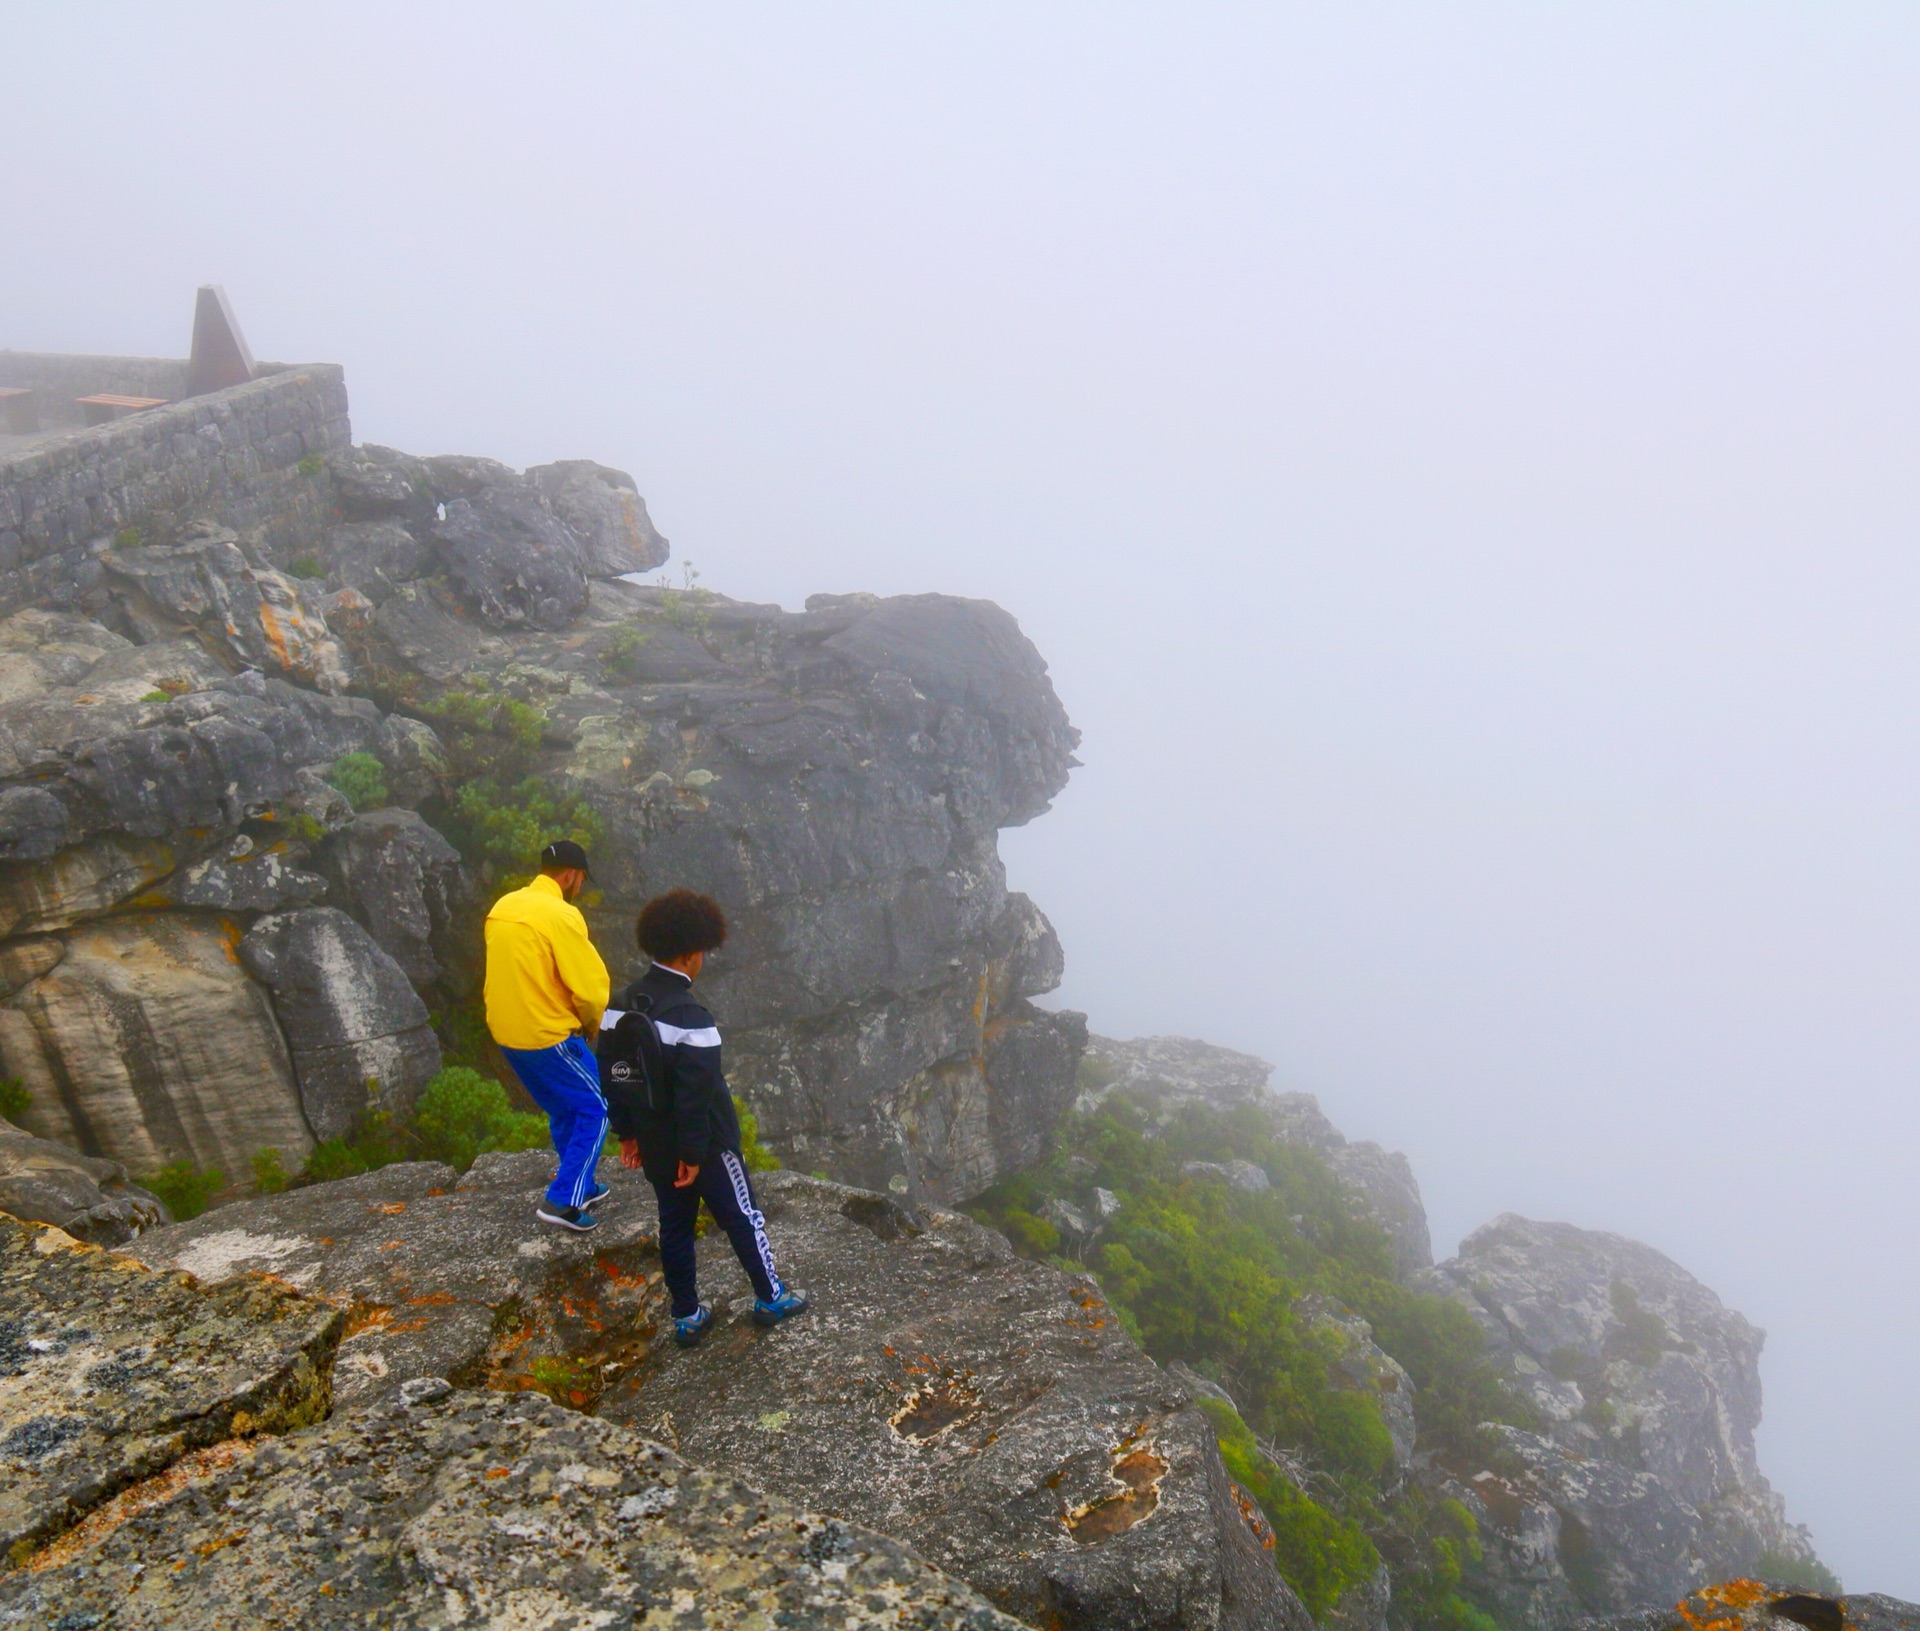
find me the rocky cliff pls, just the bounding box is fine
[997,1035,1833,1630]
[0,382,1084,1207]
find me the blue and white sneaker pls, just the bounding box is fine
[581,1183,611,1209]
[673,1303,713,1348]
[752,1287,811,1328]
[535,1202,599,1233]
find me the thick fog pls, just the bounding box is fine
[8,2,1917,1592]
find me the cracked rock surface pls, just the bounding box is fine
[601,1170,1312,1631]
[0,1214,340,1563]
[0,1386,1025,1630]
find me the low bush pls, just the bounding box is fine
[326,751,388,813]
[251,1147,290,1195]
[142,1160,224,1220]
[0,1074,30,1121]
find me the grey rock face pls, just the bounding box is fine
[312,808,467,994]
[0,912,315,1178]
[0,1116,170,1244]
[238,907,441,1138]
[318,518,429,602]
[431,481,591,631]
[324,440,434,526]
[1086,1034,1434,1275]
[601,1170,1313,1631]
[0,1386,1028,1630]
[528,457,671,577]
[1427,1214,1821,1616]
[0,1213,340,1561]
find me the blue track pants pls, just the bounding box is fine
[653,1148,784,1318]
[499,1034,607,1210]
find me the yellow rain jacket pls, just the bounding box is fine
[483,874,612,1051]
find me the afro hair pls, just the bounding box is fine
[637,888,728,963]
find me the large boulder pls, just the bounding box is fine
[1582,1583,1920,1631]
[99,524,354,694]
[528,457,670,577]
[600,1171,1313,1631]
[0,1117,169,1245]
[1425,1215,1823,1615]
[0,1385,1027,1629]
[0,913,315,1179]
[0,1214,341,1560]
[430,482,591,631]
[311,808,468,994]
[238,907,441,1139]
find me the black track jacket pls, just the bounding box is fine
[601,965,743,1187]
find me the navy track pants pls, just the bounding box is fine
[499,1034,607,1210]
[653,1148,784,1318]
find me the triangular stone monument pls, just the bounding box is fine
[185,285,257,396]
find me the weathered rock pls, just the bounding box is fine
[601,1171,1313,1631]
[324,441,434,526]
[528,457,671,577]
[152,834,329,913]
[431,481,591,631]
[0,1386,1027,1629]
[0,913,315,1178]
[238,907,441,1138]
[0,1118,170,1245]
[1427,1215,1822,1616]
[99,524,353,694]
[0,1214,340,1562]
[1580,1582,1920,1631]
[311,808,467,994]
[0,834,180,936]
[317,518,430,603]
[131,1151,660,1410]
[1085,1035,1433,1276]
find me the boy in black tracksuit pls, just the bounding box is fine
[600,888,808,1347]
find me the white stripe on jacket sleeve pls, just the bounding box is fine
[654,1022,722,1048]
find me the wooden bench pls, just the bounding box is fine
[76,393,167,427]
[0,387,36,435]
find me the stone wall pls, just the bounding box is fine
[0,361,350,617]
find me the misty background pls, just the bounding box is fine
[6,1,1916,1592]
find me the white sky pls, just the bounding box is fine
[6,1,1917,1594]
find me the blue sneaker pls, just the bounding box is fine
[582,1183,611,1208]
[752,1287,811,1328]
[535,1202,599,1233]
[673,1304,713,1348]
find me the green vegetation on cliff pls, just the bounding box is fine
[968,1083,1531,1630]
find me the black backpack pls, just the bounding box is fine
[596,988,670,1113]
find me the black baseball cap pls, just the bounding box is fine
[540,839,591,875]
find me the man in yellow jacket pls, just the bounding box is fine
[484,840,612,1232]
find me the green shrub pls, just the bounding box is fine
[288,553,326,580]
[140,690,170,704]
[737,1095,781,1172]
[412,1065,548,1171]
[1753,1551,1843,1593]
[114,525,143,550]
[0,1075,29,1121]
[326,751,388,813]
[303,1137,369,1184]
[600,623,656,681]
[143,1160,224,1220]
[251,1147,289,1195]
[296,451,327,477]
[1197,1397,1378,1620]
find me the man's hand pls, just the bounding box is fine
[673,1159,700,1188]
[619,1139,642,1172]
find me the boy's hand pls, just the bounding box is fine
[619,1139,641,1171]
[673,1159,700,1188]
